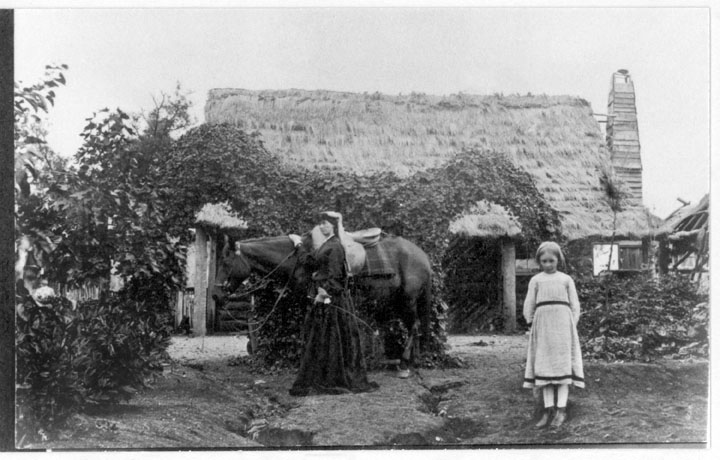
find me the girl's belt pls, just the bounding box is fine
[535,301,570,308]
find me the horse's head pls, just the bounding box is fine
[215,237,252,301]
[215,234,314,303]
[291,232,315,286]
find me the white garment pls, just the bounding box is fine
[523,271,585,389]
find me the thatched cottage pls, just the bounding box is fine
[204,70,655,278]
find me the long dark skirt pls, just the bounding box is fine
[289,290,378,396]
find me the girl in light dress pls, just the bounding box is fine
[523,242,584,428]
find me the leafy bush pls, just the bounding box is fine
[245,278,308,367]
[244,280,404,369]
[72,296,172,403]
[576,273,708,361]
[237,272,450,368]
[15,286,172,443]
[16,296,83,443]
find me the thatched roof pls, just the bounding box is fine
[449,200,522,239]
[195,202,248,233]
[205,88,654,240]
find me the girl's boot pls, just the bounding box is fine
[535,408,553,429]
[550,407,566,428]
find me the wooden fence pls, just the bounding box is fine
[50,283,195,330]
[175,288,195,329]
[52,284,101,306]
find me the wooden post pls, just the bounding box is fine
[501,238,517,333]
[206,232,217,334]
[193,227,208,336]
[175,290,184,328]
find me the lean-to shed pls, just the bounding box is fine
[448,200,523,332]
[654,194,709,279]
[188,202,248,335]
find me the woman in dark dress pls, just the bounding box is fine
[289,211,378,396]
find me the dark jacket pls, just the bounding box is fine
[303,235,347,296]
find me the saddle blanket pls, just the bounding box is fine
[361,238,396,277]
[309,226,395,277]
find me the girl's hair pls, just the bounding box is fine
[535,241,566,269]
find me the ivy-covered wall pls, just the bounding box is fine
[159,124,563,357]
[160,124,562,262]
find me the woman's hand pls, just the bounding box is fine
[288,234,302,247]
[314,287,332,304]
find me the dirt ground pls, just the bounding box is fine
[24,333,708,449]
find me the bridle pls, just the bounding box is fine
[225,240,378,338]
[226,244,300,297]
[224,244,301,335]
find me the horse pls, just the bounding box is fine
[214,232,433,372]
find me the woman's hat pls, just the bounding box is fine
[318,211,342,225]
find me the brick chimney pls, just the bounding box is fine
[606,69,643,204]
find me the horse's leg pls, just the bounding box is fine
[397,293,420,379]
[397,318,419,379]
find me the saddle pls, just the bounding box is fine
[310,226,383,276]
[347,227,382,247]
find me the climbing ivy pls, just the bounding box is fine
[159,124,562,360]
[161,124,560,262]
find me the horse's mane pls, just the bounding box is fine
[238,235,293,244]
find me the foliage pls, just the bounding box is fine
[576,273,709,361]
[158,123,304,242]
[16,290,171,443]
[14,72,188,441]
[16,296,81,443]
[414,275,459,368]
[135,82,195,151]
[242,278,401,369]
[14,64,68,199]
[597,163,632,303]
[598,163,630,215]
[162,124,560,261]
[161,124,561,352]
[71,289,172,403]
[17,107,185,291]
[14,65,69,274]
[229,272,451,369]
[245,278,308,367]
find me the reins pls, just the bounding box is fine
[245,273,294,335]
[224,242,377,338]
[229,245,300,335]
[307,298,379,335]
[226,244,299,296]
